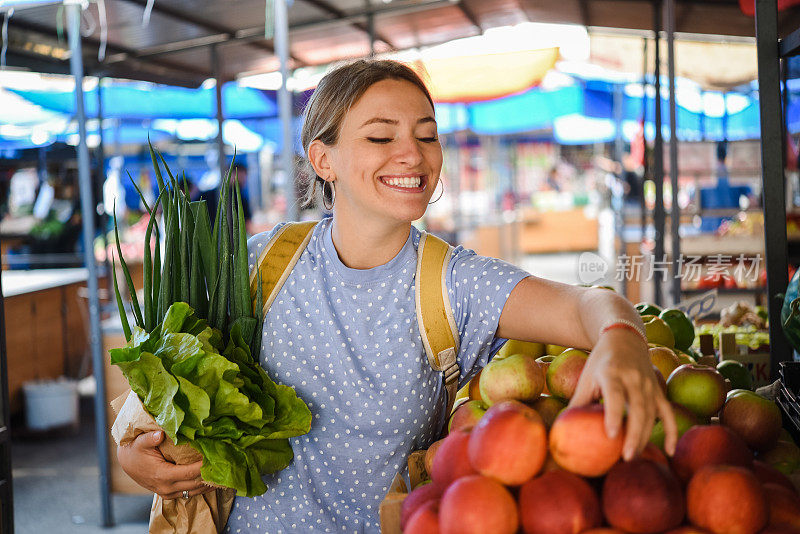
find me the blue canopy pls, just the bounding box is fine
[9,81,278,120]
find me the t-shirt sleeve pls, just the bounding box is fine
[445,246,530,387]
[246,222,288,275]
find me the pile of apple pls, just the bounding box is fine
[400,337,800,534]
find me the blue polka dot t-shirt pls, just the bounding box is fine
[224,217,529,533]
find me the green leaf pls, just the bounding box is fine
[110,347,183,443]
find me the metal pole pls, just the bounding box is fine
[722,92,729,141]
[640,37,648,249]
[67,2,112,526]
[755,0,791,376]
[275,0,297,221]
[612,83,626,295]
[97,77,114,309]
[666,0,681,305]
[653,0,665,307]
[699,90,706,141]
[212,44,227,186]
[613,84,624,162]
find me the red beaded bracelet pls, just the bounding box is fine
[600,320,648,345]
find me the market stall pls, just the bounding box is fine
[3,0,800,531]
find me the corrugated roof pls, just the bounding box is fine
[3,0,799,87]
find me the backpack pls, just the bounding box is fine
[248,220,462,419]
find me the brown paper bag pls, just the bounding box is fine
[110,390,236,533]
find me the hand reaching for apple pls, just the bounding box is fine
[570,328,679,461]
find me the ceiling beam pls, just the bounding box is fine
[457,1,482,32]
[578,0,591,26]
[116,0,304,64]
[109,0,455,61]
[298,0,398,49]
[8,18,210,79]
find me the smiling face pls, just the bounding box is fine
[310,78,443,227]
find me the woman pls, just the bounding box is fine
[118,60,677,533]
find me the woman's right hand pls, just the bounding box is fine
[116,430,213,500]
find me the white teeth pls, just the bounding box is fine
[383,176,421,188]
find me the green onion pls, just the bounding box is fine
[112,202,144,328]
[110,255,132,342]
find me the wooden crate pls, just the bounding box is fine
[379,450,429,534]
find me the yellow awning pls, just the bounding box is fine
[413,48,559,103]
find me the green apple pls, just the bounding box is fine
[716,360,753,391]
[479,354,545,406]
[666,364,727,418]
[659,308,695,352]
[545,344,568,356]
[636,302,662,316]
[496,339,545,359]
[642,315,676,349]
[650,402,699,450]
[649,346,681,381]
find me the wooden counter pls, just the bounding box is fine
[461,208,600,260]
[2,269,89,414]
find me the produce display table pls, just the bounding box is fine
[2,268,89,413]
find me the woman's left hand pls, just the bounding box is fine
[569,328,678,460]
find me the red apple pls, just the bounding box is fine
[424,438,444,476]
[405,499,441,534]
[438,475,518,534]
[687,465,767,534]
[468,400,547,486]
[546,348,589,401]
[752,460,798,495]
[430,429,477,487]
[763,483,800,531]
[639,443,670,466]
[549,404,624,477]
[518,470,602,534]
[666,364,727,419]
[401,483,443,531]
[479,354,545,406]
[447,400,487,433]
[602,458,685,533]
[720,390,782,452]
[671,424,753,482]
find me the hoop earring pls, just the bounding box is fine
[428,179,444,204]
[322,179,335,211]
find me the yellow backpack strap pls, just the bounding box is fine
[248,221,318,318]
[415,232,461,419]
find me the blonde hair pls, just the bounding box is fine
[298,59,435,208]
